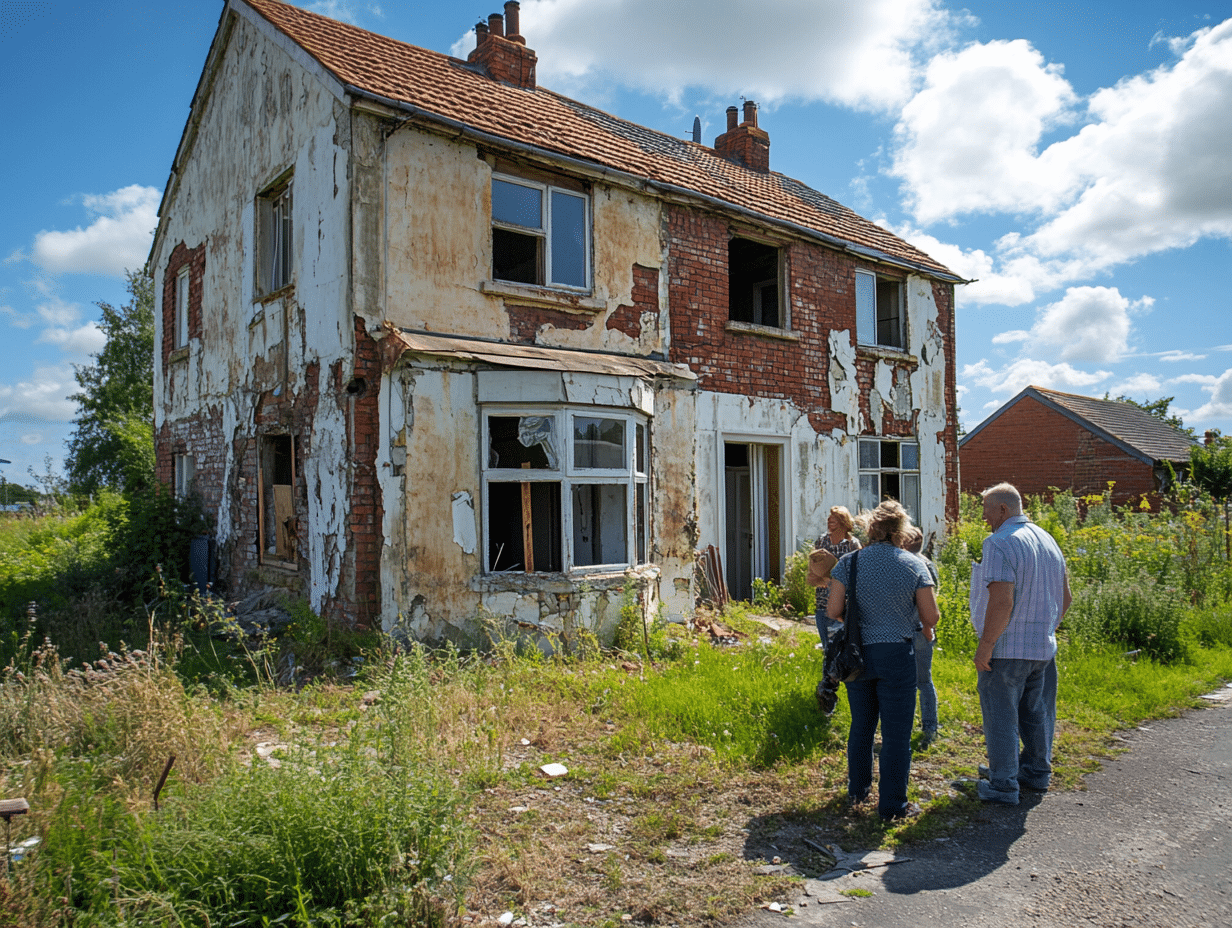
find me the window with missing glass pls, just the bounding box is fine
[483,409,647,573]
[491,175,589,290]
[858,437,920,519]
[729,236,783,328]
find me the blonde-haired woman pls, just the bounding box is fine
[828,500,939,820]
[814,505,861,645]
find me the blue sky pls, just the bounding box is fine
[2,0,1231,490]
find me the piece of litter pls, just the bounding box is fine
[540,763,568,778]
[766,902,783,912]
[509,806,528,814]
[498,913,514,927]
[520,738,531,746]
[587,843,616,853]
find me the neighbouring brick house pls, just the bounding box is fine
[151,0,961,643]
[959,386,1198,507]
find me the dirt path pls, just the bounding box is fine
[738,686,1232,928]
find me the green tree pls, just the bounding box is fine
[65,270,155,495]
[1190,433,1232,560]
[1112,394,1195,437]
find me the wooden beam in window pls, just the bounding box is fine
[520,461,535,572]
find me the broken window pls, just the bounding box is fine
[858,437,920,520]
[729,237,783,328]
[175,267,190,348]
[855,270,906,350]
[491,175,589,289]
[173,453,195,499]
[258,434,298,566]
[257,178,293,296]
[483,410,647,573]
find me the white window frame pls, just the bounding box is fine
[855,270,906,350]
[174,266,190,348]
[173,453,196,499]
[256,179,293,297]
[858,437,920,520]
[481,406,648,574]
[491,174,591,291]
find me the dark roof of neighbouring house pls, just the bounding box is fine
[960,385,1199,465]
[239,0,958,281]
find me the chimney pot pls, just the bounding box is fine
[726,106,738,131]
[489,13,504,38]
[504,1,523,42]
[743,100,758,127]
[475,20,489,44]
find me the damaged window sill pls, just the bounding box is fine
[168,345,190,364]
[857,344,917,365]
[474,567,656,594]
[725,321,799,342]
[481,279,604,312]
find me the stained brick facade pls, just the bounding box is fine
[961,396,1161,506]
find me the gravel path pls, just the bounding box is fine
[738,686,1232,928]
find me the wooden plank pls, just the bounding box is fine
[520,462,534,573]
[274,484,294,557]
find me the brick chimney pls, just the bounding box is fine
[714,100,770,172]
[467,2,537,89]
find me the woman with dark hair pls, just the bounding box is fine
[827,500,939,820]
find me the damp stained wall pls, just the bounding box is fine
[152,6,357,613]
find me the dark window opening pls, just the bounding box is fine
[493,228,541,285]
[728,237,781,327]
[259,434,298,565]
[487,481,562,572]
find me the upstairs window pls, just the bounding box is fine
[257,179,293,296]
[483,409,647,573]
[173,453,196,499]
[729,237,783,328]
[174,267,190,348]
[492,175,589,289]
[856,270,905,350]
[858,437,920,520]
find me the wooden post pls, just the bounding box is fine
[520,462,534,572]
[0,798,29,880]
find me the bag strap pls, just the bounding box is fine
[846,551,860,629]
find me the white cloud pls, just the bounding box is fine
[1185,367,1232,422]
[488,0,955,111]
[1025,286,1145,363]
[0,365,78,424]
[1157,350,1206,362]
[36,322,106,357]
[992,330,1030,345]
[30,185,159,277]
[1110,373,1163,397]
[0,304,36,329]
[962,357,1110,398]
[20,433,43,445]
[892,39,1078,223]
[891,19,1232,303]
[35,295,82,328]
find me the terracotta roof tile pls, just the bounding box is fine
[243,0,955,278]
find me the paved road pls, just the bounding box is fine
[739,686,1232,928]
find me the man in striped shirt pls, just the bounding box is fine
[971,482,1072,805]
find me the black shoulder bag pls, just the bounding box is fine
[824,551,865,683]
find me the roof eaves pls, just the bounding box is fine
[344,83,967,284]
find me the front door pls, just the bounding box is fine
[723,442,782,601]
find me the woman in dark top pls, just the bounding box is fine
[814,505,861,645]
[828,500,939,820]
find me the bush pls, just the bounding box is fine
[1064,576,1188,662]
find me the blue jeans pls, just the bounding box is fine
[844,640,917,818]
[976,657,1057,803]
[913,629,938,733]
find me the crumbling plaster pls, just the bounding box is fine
[382,131,666,356]
[153,12,357,614]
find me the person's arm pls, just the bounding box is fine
[974,580,1015,671]
[915,586,939,641]
[826,579,846,623]
[1060,570,1072,623]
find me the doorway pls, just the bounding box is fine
[723,441,783,602]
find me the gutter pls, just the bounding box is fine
[343,85,969,285]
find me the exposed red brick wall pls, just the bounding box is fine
[467,33,536,88]
[606,264,659,339]
[960,397,1157,506]
[507,303,594,342]
[714,124,770,173]
[161,242,205,362]
[665,205,959,520]
[340,316,384,629]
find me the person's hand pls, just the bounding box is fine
[974,640,994,672]
[924,626,935,642]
